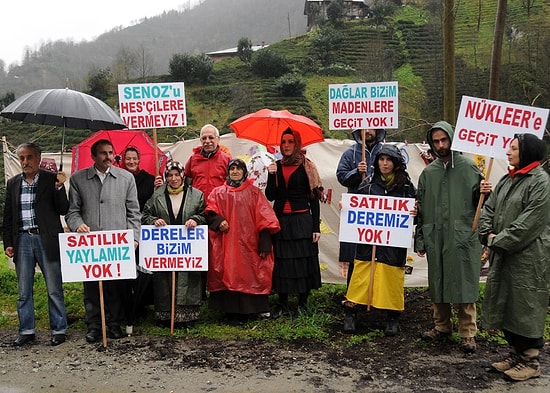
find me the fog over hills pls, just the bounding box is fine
[1,0,307,96]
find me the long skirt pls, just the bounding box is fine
[345,259,405,311]
[272,212,321,294]
[153,271,202,323]
[209,290,269,315]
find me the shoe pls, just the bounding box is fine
[270,304,285,320]
[491,351,520,372]
[421,328,452,341]
[384,318,399,337]
[504,359,541,381]
[343,307,357,334]
[85,329,101,343]
[460,337,477,353]
[107,326,124,339]
[13,334,36,346]
[51,334,66,346]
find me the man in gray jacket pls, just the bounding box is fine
[66,139,141,343]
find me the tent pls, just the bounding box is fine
[2,134,508,286]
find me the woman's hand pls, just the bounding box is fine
[410,201,418,217]
[312,232,321,243]
[480,180,492,195]
[154,219,167,227]
[267,163,277,174]
[185,219,198,228]
[218,220,229,232]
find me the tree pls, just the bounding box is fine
[251,49,289,78]
[113,46,138,83]
[310,26,345,67]
[85,67,113,101]
[169,53,195,82]
[237,37,253,64]
[134,44,154,79]
[0,91,15,110]
[327,0,345,27]
[192,53,214,84]
[169,53,213,85]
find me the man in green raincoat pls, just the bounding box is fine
[414,120,487,354]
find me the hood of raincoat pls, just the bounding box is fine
[426,120,454,159]
[351,128,386,145]
[374,144,406,171]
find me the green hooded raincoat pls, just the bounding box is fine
[478,165,550,338]
[414,121,484,303]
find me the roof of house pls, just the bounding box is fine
[206,45,268,56]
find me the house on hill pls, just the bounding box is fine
[304,0,372,30]
[206,43,269,63]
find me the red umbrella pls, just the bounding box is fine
[71,130,167,176]
[229,108,324,147]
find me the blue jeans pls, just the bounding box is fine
[15,232,67,335]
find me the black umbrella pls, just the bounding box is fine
[0,87,127,169]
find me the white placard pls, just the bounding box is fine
[453,95,548,159]
[339,193,415,248]
[60,230,136,282]
[139,225,208,271]
[328,81,398,130]
[118,82,187,129]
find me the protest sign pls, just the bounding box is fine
[60,230,136,282]
[118,82,187,129]
[139,225,208,272]
[454,95,548,159]
[328,81,398,130]
[339,193,415,248]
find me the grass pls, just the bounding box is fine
[2,251,548,345]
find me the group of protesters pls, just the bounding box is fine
[3,120,548,383]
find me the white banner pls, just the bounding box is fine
[59,230,136,282]
[339,193,415,248]
[453,95,548,159]
[118,82,187,129]
[328,81,398,130]
[139,225,208,271]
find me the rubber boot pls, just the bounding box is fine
[343,306,357,334]
[384,310,400,336]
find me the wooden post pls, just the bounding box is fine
[472,158,494,232]
[99,281,108,347]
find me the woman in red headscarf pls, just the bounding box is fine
[266,128,323,318]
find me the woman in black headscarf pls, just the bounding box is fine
[206,159,280,323]
[479,134,550,382]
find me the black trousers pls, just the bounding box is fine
[83,281,125,330]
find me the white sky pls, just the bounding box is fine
[1,1,198,67]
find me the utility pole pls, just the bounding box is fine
[443,0,456,123]
[489,0,507,100]
[288,12,292,38]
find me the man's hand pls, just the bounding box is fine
[56,171,67,188]
[5,246,14,258]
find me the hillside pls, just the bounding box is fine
[1,0,549,152]
[0,0,307,97]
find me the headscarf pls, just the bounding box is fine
[226,158,248,188]
[515,133,546,169]
[164,160,185,194]
[507,133,546,179]
[280,128,322,191]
